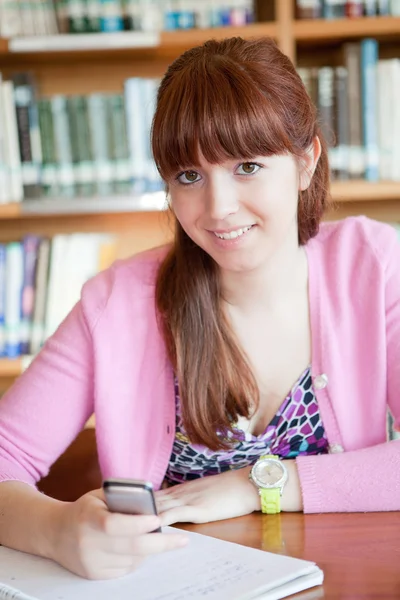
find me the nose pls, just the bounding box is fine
[206,174,239,221]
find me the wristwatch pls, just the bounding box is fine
[250,454,288,514]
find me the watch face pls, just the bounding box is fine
[252,458,286,488]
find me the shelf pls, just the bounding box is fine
[294,16,400,44]
[0,357,24,377]
[0,183,399,220]
[0,23,277,62]
[0,202,22,219]
[8,31,159,53]
[331,180,400,202]
[0,192,167,219]
[0,38,8,54]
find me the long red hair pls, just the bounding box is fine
[152,37,330,450]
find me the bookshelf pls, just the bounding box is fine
[1,0,400,382]
[294,15,400,44]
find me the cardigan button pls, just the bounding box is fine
[313,374,328,390]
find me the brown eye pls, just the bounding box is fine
[184,171,198,182]
[238,162,262,176]
[241,162,256,174]
[177,170,200,184]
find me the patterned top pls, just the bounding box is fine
[165,366,329,485]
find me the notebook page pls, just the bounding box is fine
[0,527,323,600]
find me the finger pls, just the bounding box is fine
[160,506,206,526]
[156,495,183,513]
[93,510,162,537]
[103,532,188,557]
[86,563,142,581]
[128,532,189,557]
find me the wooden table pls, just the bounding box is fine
[39,429,400,599]
[179,512,400,599]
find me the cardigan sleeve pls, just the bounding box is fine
[297,225,400,513]
[0,271,109,486]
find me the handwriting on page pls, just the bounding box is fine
[146,557,265,600]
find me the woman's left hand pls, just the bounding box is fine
[155,460,303,526]
[155,466,260,526]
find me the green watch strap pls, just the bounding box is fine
[260,487,281,514]
[259,454,281,514]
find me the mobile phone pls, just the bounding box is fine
[103,478,161,532]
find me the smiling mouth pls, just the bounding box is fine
[213,225,254,240]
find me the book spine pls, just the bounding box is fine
[0,244,6,357]
[107,93,131,194]
[0,73,8,204]
[1,81,23,203]
[345,0,364,16]
[344,42,365,179]
[377,0,390,13]
[33,0,49,35]
[390,0,400,15]
[86,0,101,31]
[54,0,70,32]
[30,237,50,355]
[124,77,147,193]
[363,0,377,15]
[323,0,346,18]
[12,73,43,200]
[317,67,336,172]
[87,93,113,196]
[390,60,400,180]
[42,0,60,34]
[20,235,40,356]
[229,0,248,26]
[67,0,87,32]
[51,94,75,197]
[193,1,211,27]
[296,0,323,19]
[388,411,400,440]
[377,61,391,180]
[5,242,24,358]
[141,78,162,191]
[38,98,58,197]
[67,95,95,197]
[360,38,379,181]
[19,0,36,35]
[100,0,124,31]
[334,66,350,180]
[0,0,21,37]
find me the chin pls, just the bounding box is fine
[214,255,262,274]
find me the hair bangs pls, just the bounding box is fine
[152,56,293,181]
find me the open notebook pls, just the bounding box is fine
[0,527,323,600]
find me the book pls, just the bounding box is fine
[360,38,379,181]
[0,526,323,600]
[294,0,319,19]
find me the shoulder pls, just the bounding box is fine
[309,216,399,269]
[79,244,170,330]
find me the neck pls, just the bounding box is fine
[220,233,308,314]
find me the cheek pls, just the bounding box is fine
[171,200,201,230]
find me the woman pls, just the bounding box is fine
[0,37,399,580]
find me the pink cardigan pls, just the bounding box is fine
[0,216,399,513]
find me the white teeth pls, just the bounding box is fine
[213,225,252,240]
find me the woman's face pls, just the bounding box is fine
[168,152,315,275]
